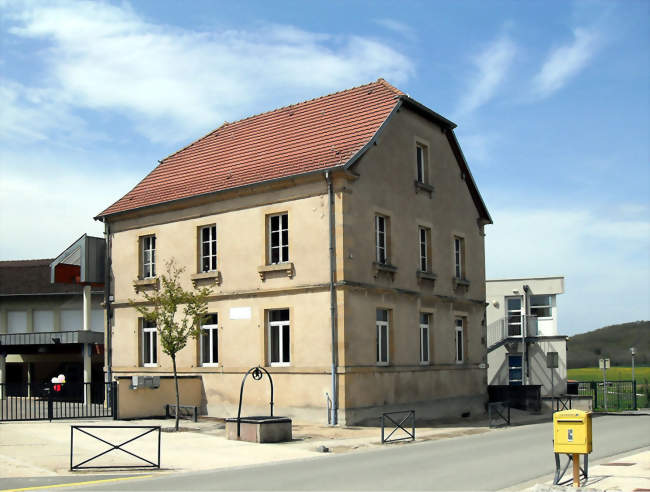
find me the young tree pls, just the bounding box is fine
[131,259,211,431]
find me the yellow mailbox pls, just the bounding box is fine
[553,410,592,454]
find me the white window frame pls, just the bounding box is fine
[508,353,523,385]
[506,296,523,336]
[268,310,290,366]
[419,227,430,272]
[420,313,430,364]
[142,320,157,367]
[200,225,217,273]
[268,213,289,264]
[141,235,156,279]
[375,215,387,264]
[455,318,464,364]
[530,295,553,319]
[416,143,426,184]
[376,309,389,366]
[454,237,463,279]
[200,314,219,367]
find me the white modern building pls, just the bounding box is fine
[486,276,566,397]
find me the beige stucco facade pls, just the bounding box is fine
[105,106,490,424]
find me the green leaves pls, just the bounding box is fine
[130,258,211,358]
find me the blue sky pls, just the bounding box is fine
[1,0,648,336]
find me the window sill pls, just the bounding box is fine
[376,362,390,367]
[143,363,158,368]
[414,180,434,197]
[190,271,222,287]
[257,262,294,281]
[270,362,291,367]
[133,277,158,293]
[373,262,397,281]
[419,361,431,366]
[200,363,219,368]
[416,270,437,283]
[453,277,470,290]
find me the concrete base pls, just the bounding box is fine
[225,416,292,443]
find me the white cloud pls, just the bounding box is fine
[3,1,414,144]
[486,207,650,335]
[373,18,416,40]
[532,28,599,98]
[457,35,517,115]
[0,153,138,260]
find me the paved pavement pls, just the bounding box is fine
[0,410,647,491]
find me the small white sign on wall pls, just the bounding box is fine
[229,307,252,320]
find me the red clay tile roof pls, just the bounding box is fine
[97,79,404,218]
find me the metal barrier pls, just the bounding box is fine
[488,401,510,428]
[381,410,415,444]
[70,425,161,471]
[0,382,116,421]
[577,380,637,411]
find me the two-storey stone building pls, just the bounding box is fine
[96,79,492,424]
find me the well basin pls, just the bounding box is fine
[225,416,292,443]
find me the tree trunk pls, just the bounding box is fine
[172,354,180,432]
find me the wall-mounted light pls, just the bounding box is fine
[52,337,61,344]
[491,299,499,308]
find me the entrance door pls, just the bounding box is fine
[506,297,523,336]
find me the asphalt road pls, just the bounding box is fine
[3,415,648,491]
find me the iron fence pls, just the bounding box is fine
[381,410,415,444]
[488,401,510,428]
[70,425,160,471]
[576,380,637,411]
[0,382,116,421]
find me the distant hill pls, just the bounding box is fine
[567,321,649,369]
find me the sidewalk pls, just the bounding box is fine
[0,408,544,478]
[1,410,647,491]
[522,449,650,492]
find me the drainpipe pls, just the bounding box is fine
[325,171,338,425]
[103,221,113,386]
[522,284,530,385]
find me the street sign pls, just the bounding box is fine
[598,358,610,369]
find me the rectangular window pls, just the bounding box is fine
[269,309,290,365]
[416,143,430,184]
[530,295,553,318]
[455,318,464,363]
[200,225,217,272]
[141,235,156,279]
[142,319,157,367]
[376,309,389,365]
[268,213,289,264]
[508,354,523,385]
[454,236,464,279]
[420,313,430,363]
[419,227,431,272]
[375,215,388,264]
[200,313,219,366]
[506,297,523,336]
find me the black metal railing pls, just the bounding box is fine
[0,382,116,421]
[70,425,160,471]
[577,380,637,411]
[488,401,510,428]
[381,410,415,444]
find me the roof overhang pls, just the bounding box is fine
[0,330,104,347]
[50,234,106,285]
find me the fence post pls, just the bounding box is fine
[633,381,637,410]
[592,382,597,409]
[47,388,53,421]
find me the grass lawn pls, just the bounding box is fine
[568,366,650,381]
